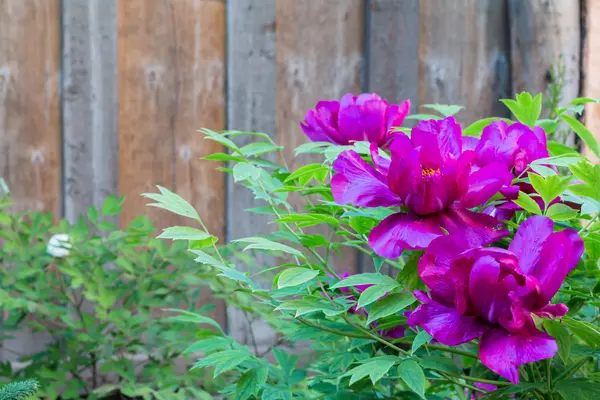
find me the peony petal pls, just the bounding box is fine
[338,105,370,143]
[508,216,555,275]
[331,150,401,208]
[407,292,489,346]
[459,162,508,208]
[440,208,509,247]
[362,99,388,143]
[479,323,557,385]
[468,255,513,324]
[475,121,520,169]
[301,107,343,144]
[530,228,584,305]
[462,136,480,152]
[368,213,443,258]
[412,117,462,161]
[534,303,568,319]
[370,142,391,176]
[419,235,473,305]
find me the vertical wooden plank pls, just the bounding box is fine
[509,0,580,145]
[584,0,600,163]
[419,0,511,123]
[63,0,118,221]
[118,0,226,325]
[226,0,277,351]
[276,0,365,274]
[367,0,419,108]
[0,0,60,361]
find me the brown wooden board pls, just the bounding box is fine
[0,0,61,360]
[226,0,278,352]
[509,0,580,145]
[276,0,365,275]
[62,0,118,222]
[418,0,511,123]
[368,0,420,109]
[117,0,226,325]
[584,0,600,162]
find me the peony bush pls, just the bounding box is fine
[147,92,600,399]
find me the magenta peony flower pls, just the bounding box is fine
[407,216,584,384]
[300,93,410,147]
[331,116,510,258]
[472,120,549,176]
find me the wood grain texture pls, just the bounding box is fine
[276,0,365,274]
[0,0,61,214]
[0,0,60,361]
[226,0,277,351]
[118,0,226,324]
[418,0,511,123]
[584,0,600,162]
[63,0,118,222]
[367,0,419,108]
[509,0,580,145]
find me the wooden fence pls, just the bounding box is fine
[1,0,599,355]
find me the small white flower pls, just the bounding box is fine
[47,234,72,257]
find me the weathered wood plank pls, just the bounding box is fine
[0,0,61,361]
[276,0,365,276]
[509,0,580,145]
[418,0,511,123]
[226,0,277,351]
[368,0,419,108]
[62,0,118,222]
[118,0,226,325]
[584,0,600,162]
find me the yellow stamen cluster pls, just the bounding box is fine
[421,167,440,178]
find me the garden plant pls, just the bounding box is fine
[145,92,600,399]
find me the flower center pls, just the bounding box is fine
[421,167,440,178]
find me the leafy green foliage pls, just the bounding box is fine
[0,379,38,400]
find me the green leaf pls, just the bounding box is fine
[421,104,464,117]
[563,316,600,349]
[274,213,340,228]
[555,380,600,400]
[501,93,542,127]
[157,226,214,241]
[344,356,398,385]
[528,173,571,209]
[163,309,224,333]
[236,365,269,400]
[349,216,376,234]
[239,142,282,157]
[202,152,246,162]
[275,299,345,317]
[330,273,398,289]
[88,206,98,223]
[543,320,571,363]
[284,163,329,186]
[277,268,319,288]
[531,154,585,169]
[411,331,432,355]
[233,237,304,257]
[189,249,226,267]
[546,203,578,221]
[233,162,262,182]
[101,195,124,216]
[294,141,334,156]
[183,337,231,354]
[561,114,600,159]
[200,128,240,152]
[366,293,416,325]
[462,117,503,137]
[547,140,578,156]
[143,185,201,221]
[405,113,443,121]
[418,356,461,374]
[356,284,397,310]
[513,191,542,215]
[398,359,426,399]
[192,349,251,377]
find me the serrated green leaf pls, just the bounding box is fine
[192,349,251,376]
[555,380,600,400]
[356,284,396,310]
[202,152,246,162]
[200,128,240,152]
[236,365,269,400]
[563,316,600,349]
[462,117,504,137]
[366,293,416,325]
[547,140,578,156]
[284,164,329,186]
[528,173,571,209]
[183,337,231,354]
[274,213,339,228]
[143,185,201,221]
[344,356,398,385]
[277,268,319,288]
[239,142,282,157]
[163,309,224,333]
[233,162,262,182]
[398,359,426,398]
[513,191,542,215]
[422,104,464,117]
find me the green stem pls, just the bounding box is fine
[297,317,367,339]
[438,372,489,395]
[554,357,593,382]
[546,359,553,398]
[392,338,478,359]
[579,214,599,235]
